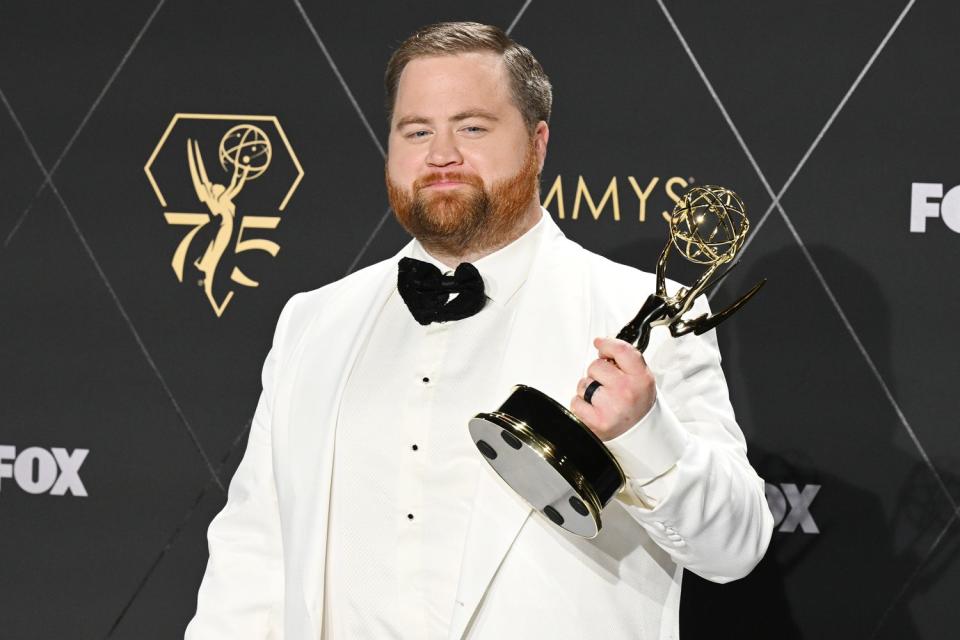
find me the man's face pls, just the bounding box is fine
[386,51,548,256]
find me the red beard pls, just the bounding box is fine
[386,142,540,257]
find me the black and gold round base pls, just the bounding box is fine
[468,385,625,538]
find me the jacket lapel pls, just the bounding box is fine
[283,244,413,637]
[448,215,594,640]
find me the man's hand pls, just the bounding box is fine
[571,337,657,441]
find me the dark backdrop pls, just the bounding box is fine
[1,1,957,638]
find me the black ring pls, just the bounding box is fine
[583,380,602,405]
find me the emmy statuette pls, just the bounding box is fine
[468,186,765,538]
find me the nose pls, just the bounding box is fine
[426,130,463,168]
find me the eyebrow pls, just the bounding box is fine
[394,109,500,130]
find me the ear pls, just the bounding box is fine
[533,120,550,172]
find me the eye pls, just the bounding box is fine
[405,130,431,139]
[462,126,487,134]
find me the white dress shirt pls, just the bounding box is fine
[321,211,676,639]
[322,214,545,639]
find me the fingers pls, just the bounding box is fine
[575,377,589,397]
[586,357,622,387]
[594,337,647,375]
[571,337,654,439]
[570,394,600,427]
[576,376,606,403]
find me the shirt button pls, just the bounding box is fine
[421,376,430,384]
[411,444,419,451]
[407,513,415,520]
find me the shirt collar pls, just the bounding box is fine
[409,208,546,307]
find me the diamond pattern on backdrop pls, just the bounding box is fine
[0,1,167,250]
[664,0,909,189]
[0,187,211,639]
[0,93,47,243]
[0,0,956,638]
[0,1,164,167]
[777,0,960,498]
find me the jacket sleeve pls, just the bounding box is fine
[604,295,774,583]
[184,296,299,639]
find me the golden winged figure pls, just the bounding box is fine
[186,137,251,314]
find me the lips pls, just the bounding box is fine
[423,180,467,189]
[416,173,482,191]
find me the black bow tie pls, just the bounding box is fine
[397,257,487,325]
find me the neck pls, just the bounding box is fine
[423,200,542,268]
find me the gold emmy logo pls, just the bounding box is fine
[145,114,304,316]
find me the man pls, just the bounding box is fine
[186,22,773,640]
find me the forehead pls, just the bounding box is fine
[393,52,513,117]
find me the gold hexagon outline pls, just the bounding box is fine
[144,113,304,211]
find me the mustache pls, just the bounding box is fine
[414,172,484,190]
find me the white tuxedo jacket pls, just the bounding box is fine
[186,214,773,640]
